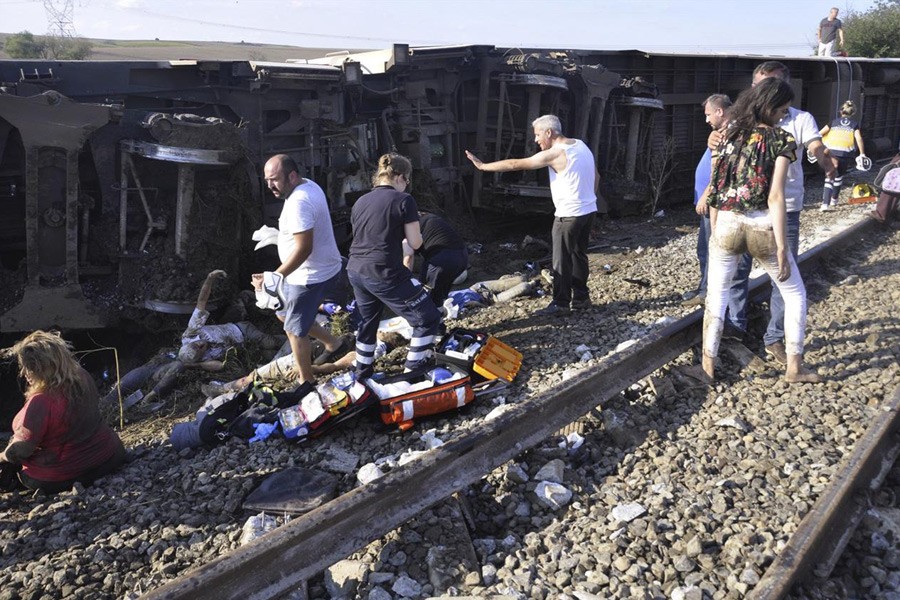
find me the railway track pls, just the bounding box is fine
[141,213,896,600]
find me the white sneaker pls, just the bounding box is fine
[820,204,832,212]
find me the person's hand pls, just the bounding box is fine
[708,129,724,151]
[776,248,791,282]
[207,269,227,279]
[825,156,838,179]
[696,198,709,216]
[464,150,484,170]
[251,273,263,291]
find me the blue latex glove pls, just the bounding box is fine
[248,422,279,443]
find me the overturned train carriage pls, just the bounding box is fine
[0,45,898,332]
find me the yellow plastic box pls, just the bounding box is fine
[473,336,522,382]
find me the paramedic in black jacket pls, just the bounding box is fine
[402,211,468,305]
[347,153,442,379]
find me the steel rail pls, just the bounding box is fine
[143,215,880,600]
[749,383,900,599]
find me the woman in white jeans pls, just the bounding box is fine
[702,77,820,384]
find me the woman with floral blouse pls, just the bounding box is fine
[701,77,821,384]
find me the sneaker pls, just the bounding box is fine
[535,303,569,317]
[571,298,592,310]
[313,335,353,366]
[765,341,788,365]
[681,294,705,307]
[830,200,839,208]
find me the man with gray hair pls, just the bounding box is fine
[817,7,844,57]
[465,115,598,316]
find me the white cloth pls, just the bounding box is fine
[777,107,821,213]
[277,179,342,285]
[180,308,244,361]
[548,139,598,217]
[252,225,280,251]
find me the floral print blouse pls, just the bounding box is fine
[708,126,797,212]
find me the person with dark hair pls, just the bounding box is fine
[712,61,836,361]
[701,78,820,384]
[402,211,468,305]
[465,114,598,316]
[819,100,867,211]
[347,153,442,379]
[1,331,125,494]
[254,154,350,395]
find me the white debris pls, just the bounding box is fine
[485,405,513,421]
[535,481,572,509]
[558,431,585,452]
[615,339,637,352]
[575,344,591,354]
[580,351,593,362]
[398,450,425,466]
[655,315,677,327]
[610,502,646,523]
[356,463,384,485]
[239,513,279,545]
[420,429,444,449]
[715,416,751,432]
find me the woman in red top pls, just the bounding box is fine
[1,331,125,494]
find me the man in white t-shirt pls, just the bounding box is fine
[465,114,598,316]
[253,154,350,393]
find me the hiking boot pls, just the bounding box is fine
[765,341,788,365]
[535,303,569,317]
[681,294,705,307]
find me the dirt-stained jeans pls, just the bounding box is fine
[704,210,807,359]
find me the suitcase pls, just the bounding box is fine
[374,364,475,430]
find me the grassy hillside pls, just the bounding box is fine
[0,33,369,61]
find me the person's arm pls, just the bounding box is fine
[818,124,831,138]
[768,156,791,282]
[0,397,49,464]
[404,221,423,251]
[196,270,227,312]
[807,139,837,178]
[707,129,724,151]
[465,147,563,173]
[838,26,845,48]
[854,129,866,156]
[594,167,600,195]
[402,239,415,270]
[817,21,822,43]
[696,186,711,216]
[276,230,313,277]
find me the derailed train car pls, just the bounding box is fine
[0,45,898,332]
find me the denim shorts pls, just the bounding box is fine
[277,273,337,337]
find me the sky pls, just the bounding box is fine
[0,0,881,56]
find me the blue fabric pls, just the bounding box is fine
[764,210,802,346]
[694,149,712,206]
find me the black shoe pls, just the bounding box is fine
[571,298,592,310]
[313,336,353,366]
[535,303,569,317]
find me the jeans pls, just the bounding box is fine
[697,215,711,295]
[764,210,801,347]
[706,210,807,358]
[551,212,595,307]
[348,271,441,377]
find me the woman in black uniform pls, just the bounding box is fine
[347,153,442,379]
